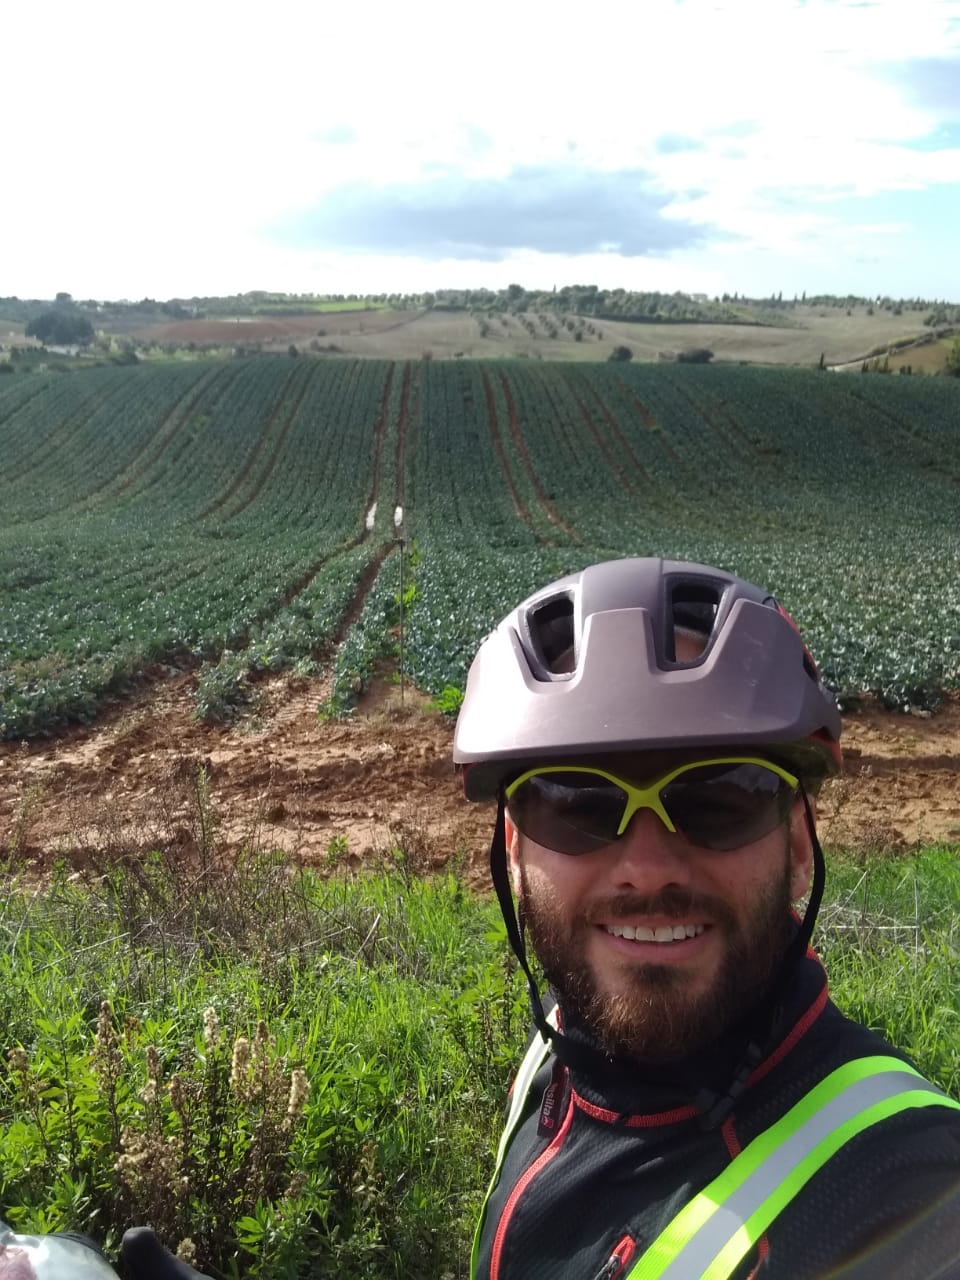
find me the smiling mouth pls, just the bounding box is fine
[604,923,706,943]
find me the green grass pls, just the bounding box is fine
[0,839,956,1277]
[818,847,960,1097]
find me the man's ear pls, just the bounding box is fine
[788,796,815,901]
[505,811,522,899]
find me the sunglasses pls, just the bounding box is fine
[504,757,800,855]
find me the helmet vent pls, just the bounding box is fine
[667,582,720,663]
[528,595,576,676]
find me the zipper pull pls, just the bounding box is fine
[589,1235,636,1280]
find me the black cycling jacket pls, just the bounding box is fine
[473,955,960,1280]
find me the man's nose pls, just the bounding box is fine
[605,807,695,891]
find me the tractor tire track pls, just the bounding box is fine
[658,371,770,477]
[498,370,579,540]
[111,363,232,498]
[572,373,662,491]
[395,361,411,510]
[329,541,395,650]
[201,360,313,520]
[480,368,539,533]
[49,364,231,520]
[364,363,395,519]
[612,373,688,468]
[227,364,397,654]
[561,372,636,491]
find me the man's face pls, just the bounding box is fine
[507,753,814,1065]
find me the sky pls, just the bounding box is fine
[4,0,959,302]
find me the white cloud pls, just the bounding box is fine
[3,0,959,299]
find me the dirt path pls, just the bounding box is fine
[2,677,958,891]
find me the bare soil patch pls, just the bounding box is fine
[2,677,958,888]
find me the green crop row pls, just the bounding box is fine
[2,358,959,737]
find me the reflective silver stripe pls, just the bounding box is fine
[470,1010,558,1279]
[497,1010,557,1163]
[630,1066,959,1280]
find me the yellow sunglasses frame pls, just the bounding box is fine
[504,756,800,840]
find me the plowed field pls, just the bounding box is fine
[3,674,958,891]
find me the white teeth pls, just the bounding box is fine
[606,923,705,943]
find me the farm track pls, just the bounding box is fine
[571,373,661,493]
[395,362,412,509]
[110,364,230,500]
[201,361,314,520]
[498,371,579,541]
[480,369,539,534]
[612,374,688,468]
[660,373,761,470]
[562,373,638,493]
[225,363,396,655]
[364,363,395,517]
[3,682,959,880]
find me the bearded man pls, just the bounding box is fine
[453,557,960,1280]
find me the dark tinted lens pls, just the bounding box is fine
[661,763,794,851]
[509,771,628,855]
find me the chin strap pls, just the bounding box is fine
[489,794,550,1039]
[694,785,827,1130]
[490,794,616,1076]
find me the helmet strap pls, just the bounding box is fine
[490,794,616,1076]
[785,785,826,971]
[695,785,827,1129]
[489,794,551,1038]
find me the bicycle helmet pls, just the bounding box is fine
[454,556,840,797]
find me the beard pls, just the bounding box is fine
[519,853,794,1065]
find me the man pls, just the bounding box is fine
[453,557,960,1280]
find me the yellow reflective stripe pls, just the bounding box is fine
[703,1089,958,1280]
[627,1056,960,1280]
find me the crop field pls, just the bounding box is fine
[2,356,960,741]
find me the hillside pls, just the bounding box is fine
[4,291,956,369]
[123,303,947,367]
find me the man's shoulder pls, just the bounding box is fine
[748,1002,960,1278]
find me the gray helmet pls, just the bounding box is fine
[454,557,841,799]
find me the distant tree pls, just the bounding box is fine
[288,344,299,357]
[608,345,633,362]
[25,309,94,345]
[55,291,73,305]
[676,347,714,364]
[945,337,960,377]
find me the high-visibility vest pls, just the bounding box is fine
[472,1015,960,1280]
